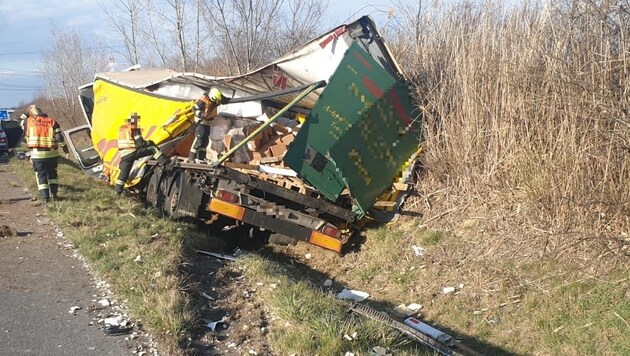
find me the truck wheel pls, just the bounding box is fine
[145,171,160,208]
[268,233,298,246]
[164,174,182,219]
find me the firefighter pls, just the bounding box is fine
[24,105,69,203]
[188,87,229,163]
[115,113,169,195]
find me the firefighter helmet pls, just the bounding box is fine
[208,87,223,103]
[27,105,42,117]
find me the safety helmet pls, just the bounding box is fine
[208,87,223,103]
[27,105,42,117]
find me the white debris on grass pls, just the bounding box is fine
[134,255,142,262]
[411,245,425,256]
[305,253,313,259]
[336,288,369,302]
[442,287,456,294]
[205,316,228,332]
[323,279,333,287]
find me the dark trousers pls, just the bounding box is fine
[32,157,59,199]
[189,124,210,161]
[115,147,158,193]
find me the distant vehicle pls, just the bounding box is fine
[66,16,422,253]
[0,127,8,156]
[0,117,23,150]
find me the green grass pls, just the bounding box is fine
[237,255,432,355]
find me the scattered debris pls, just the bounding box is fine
[411,245,425,256]
[97,299,110,307]
[134,255,142,262]
[205,316,228,332]
[371,346,391,355]
[336,289,369,302]
[103,315,134,335]
[0,225,16,237]
[404,317,454,346]
[196,249,237,261]
[323,279,333,287]
[201,292,215,301]
[394,303,423,317]
[305,253,313,259]
[442,287,456,294]
[344,352,355,356]
[69,306,82,314]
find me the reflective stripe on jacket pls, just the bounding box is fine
[118,124,137,156]
[27,116,58,149]
[194,95,218,124]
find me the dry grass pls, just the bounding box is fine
[384,0,629,263]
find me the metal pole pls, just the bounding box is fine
[211,81,325,167]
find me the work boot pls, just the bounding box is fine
[187,152,196,163]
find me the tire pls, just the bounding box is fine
[145,171,160,208]
[163,173,182,219]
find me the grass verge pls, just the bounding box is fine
[10,156,204,354]
[10,155,629,355]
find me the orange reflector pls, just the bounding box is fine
[209,198,245,220]
[309,231,343,253]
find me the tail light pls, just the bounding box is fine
[321,224,342,238]
[216,190,239,204]
[0,138,6,143]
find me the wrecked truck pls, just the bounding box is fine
[65,16,422,253]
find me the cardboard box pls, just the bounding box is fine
[223,135,233,151]
[270,142,288,157]
[280,133,296,145]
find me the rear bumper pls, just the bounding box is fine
[208,198,345,253]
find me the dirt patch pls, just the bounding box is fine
[182,250,271,355]
[0,224,16,237]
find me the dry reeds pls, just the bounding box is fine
[387,0,629,261]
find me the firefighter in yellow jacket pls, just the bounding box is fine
[115,113,168,194]
[188,87,229,163]
[24,105,69,203]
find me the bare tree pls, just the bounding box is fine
[202,0,285,75]
[40,26,109,127]
[201,0,328,75]
[101,0,144,65]
[272,0,329,56]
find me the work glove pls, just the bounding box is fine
[220,96,231,105]
[20,113,27,120]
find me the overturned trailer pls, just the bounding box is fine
[66,16,422,252]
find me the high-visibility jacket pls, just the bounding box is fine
[118,124,145,157]
[26,116,66,159]
[194,94,218,125]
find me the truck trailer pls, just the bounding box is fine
[65,16,422,253]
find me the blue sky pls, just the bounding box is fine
[0,0,398,109]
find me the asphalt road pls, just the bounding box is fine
[0,162,139,355]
